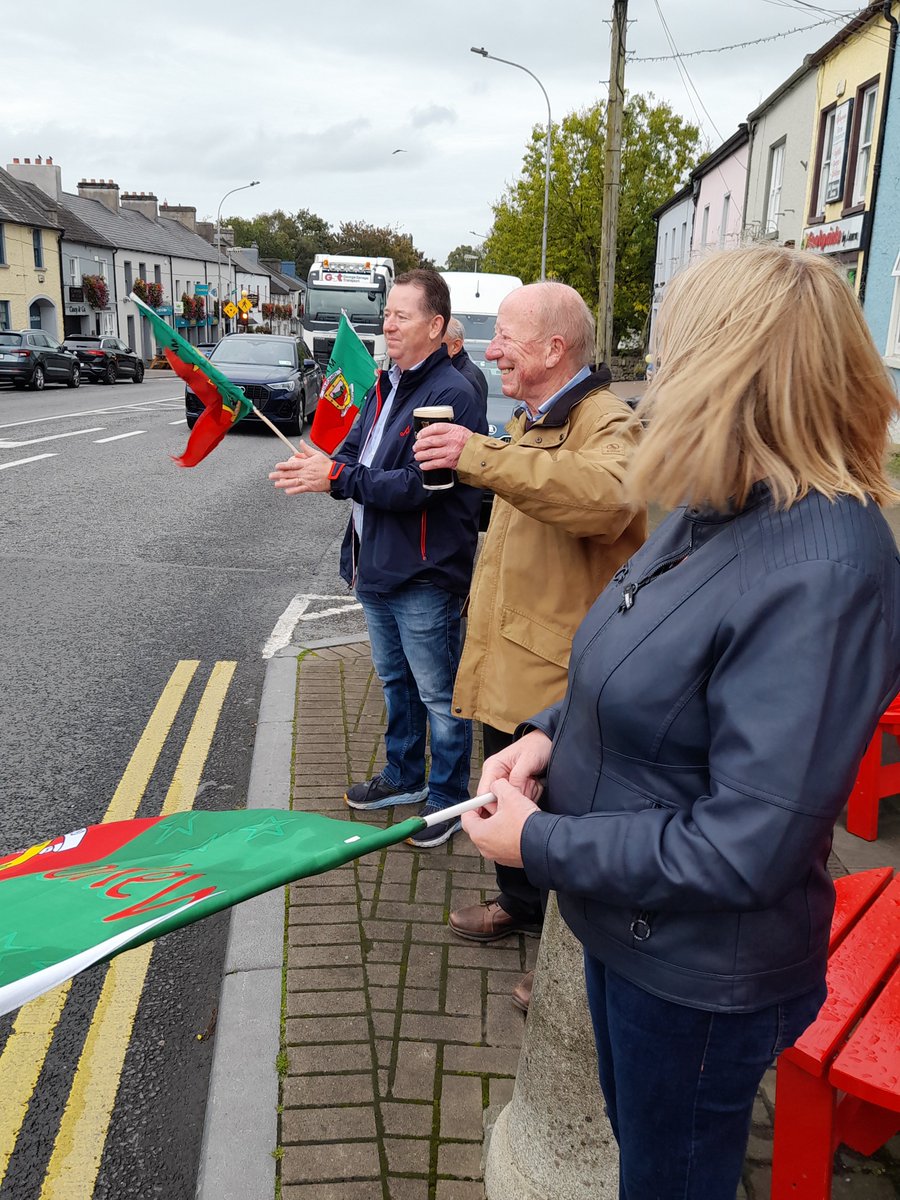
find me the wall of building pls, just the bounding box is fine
[692,144,748,256]
[649,190,694,350]
[0,223,63,336]
[744,70,817,247]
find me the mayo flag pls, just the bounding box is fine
[128,292,253,466]
[308,314,377,454]
[0,808,425,1016]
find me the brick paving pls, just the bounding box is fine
[278,642,900,1200]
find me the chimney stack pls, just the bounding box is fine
[7,156,63,202]
[121,191,159,221]
[77,178,120,212]
[159,203,197,233]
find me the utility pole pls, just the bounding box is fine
[596,0,628,365]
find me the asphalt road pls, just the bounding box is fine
[0,373,362,1199]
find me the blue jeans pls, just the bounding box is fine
[583,954,825,1200]
[356,581,471,810]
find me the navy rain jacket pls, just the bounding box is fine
[328,345,488,595]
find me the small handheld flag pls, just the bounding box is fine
[309,314,377,454]
[0,796,493,1015]
[129,292,255,467]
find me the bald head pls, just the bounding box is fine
[487,282,596,410]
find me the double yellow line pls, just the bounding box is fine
[0,659,236,1198]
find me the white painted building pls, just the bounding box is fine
[649,181,694,350]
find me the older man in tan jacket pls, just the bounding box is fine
[414,280,646,1007]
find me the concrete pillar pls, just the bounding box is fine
[484,894,619,1199]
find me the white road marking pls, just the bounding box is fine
[94,431,147,444]
[262,593,363,659]
[169,418,187,425]
[0,453,57,471]
[0,427,105,449]
[0,398,182,432]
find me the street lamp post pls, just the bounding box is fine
[215,180,260,339]
[470,48,551,281]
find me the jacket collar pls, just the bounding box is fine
[516,363,614,429]
[683,481,772,524]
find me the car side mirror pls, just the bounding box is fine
[303,358,316,369]
[125,347,133,354]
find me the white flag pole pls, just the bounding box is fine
[421,793,496,826]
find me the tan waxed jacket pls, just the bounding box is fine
[452,375,647,732]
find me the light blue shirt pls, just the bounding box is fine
[515,365,592,427]
[353,359,425,540]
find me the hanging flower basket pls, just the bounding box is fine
[146,281,164,308]
[82,274,109,310]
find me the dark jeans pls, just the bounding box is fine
[482,723,544,922]
[357,582,472,809]
[583,954,826,1200]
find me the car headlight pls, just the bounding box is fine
[270,379,297,393]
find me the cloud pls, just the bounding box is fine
[410,105,457,129]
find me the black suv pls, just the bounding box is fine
[0,330,81,390]
[62,336,145,384]
[185,334,323,434]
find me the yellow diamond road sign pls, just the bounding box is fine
[223,301,238,318]
[238,297,253,313]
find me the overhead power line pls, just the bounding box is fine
[627,15,843,61]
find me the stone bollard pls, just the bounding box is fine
[483,893,619,1199]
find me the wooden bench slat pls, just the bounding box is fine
[830,936,900,1111]
[829,867,893,951]
[785,875,900,1075]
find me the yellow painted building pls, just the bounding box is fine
[0,167,64,336]
[801,3,899,288]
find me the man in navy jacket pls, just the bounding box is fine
[443,317,488,407]
[270,270,487,847]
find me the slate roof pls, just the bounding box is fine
[264,263,306,295]
[0,167,58,229]
[11,178,114,248]
[61,191,222,264]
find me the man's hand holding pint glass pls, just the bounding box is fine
[413,411,476,487]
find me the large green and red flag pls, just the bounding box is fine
[129,292,253,466]
[0,798,487,1015]
[309,314,377,454]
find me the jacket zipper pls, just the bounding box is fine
[619,553,686,612]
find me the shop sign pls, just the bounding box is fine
[801,213,865,256]
[824,99,853,204]
[64,302,89,316]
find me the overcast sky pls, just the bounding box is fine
[5,1,862,263]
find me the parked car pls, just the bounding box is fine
[185,334,323,435]
[61,336,145,384]
[196,342,217,357]
[0,330,81,390]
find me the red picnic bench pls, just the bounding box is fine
[771,867,900,1198]
[846,694,900,841]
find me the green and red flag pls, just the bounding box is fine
[0,798,487,1015]
[309,314,377,454]
[129,292,253,466]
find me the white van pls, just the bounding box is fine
[439,271,523,350]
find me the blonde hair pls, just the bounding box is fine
[628,245,900,510]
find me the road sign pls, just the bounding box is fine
[194,284,210,296]
[238,298,253,314]
[223,301,238,318]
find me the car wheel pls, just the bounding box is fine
[132,362,145,384]
[104,362,117,385]
[30,365,45,391]
[67,365,81,389]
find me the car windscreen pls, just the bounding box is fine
[210,340,297,368]
[306,286,384,322]
[0,334,23,347]
[65,339,100,346]
[455,313,497,341]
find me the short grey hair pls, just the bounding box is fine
[445,317,465,343]
[521,281,596,367]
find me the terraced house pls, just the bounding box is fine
[0,165,64,336]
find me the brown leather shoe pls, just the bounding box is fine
[448,898,543,942]
[511,970,534,1013]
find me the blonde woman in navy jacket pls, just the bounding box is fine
[462,245,900,1200]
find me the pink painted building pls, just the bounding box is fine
[691,126,750,257]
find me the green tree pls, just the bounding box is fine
[444,244,480,272]
[483,96,701,348]
[225,208,332,278]
[331,221,433,273]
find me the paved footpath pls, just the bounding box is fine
[272,642,900,1200]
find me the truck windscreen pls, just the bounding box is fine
[307,286,385,323]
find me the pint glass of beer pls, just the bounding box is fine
[413,406,455,490]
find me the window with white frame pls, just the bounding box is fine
[766,142,786,234]
[887,249,900,360]
[816,108,837,215]
[679,220,687,267]
[852,84,878,206]
[33,229,44,269]
[700,205,710,248]
[719,194,731,248]
[663,230,669,281]
[68,256,78,285]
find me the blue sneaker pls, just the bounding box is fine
[405,802,462,848]
[344,774,428,811]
